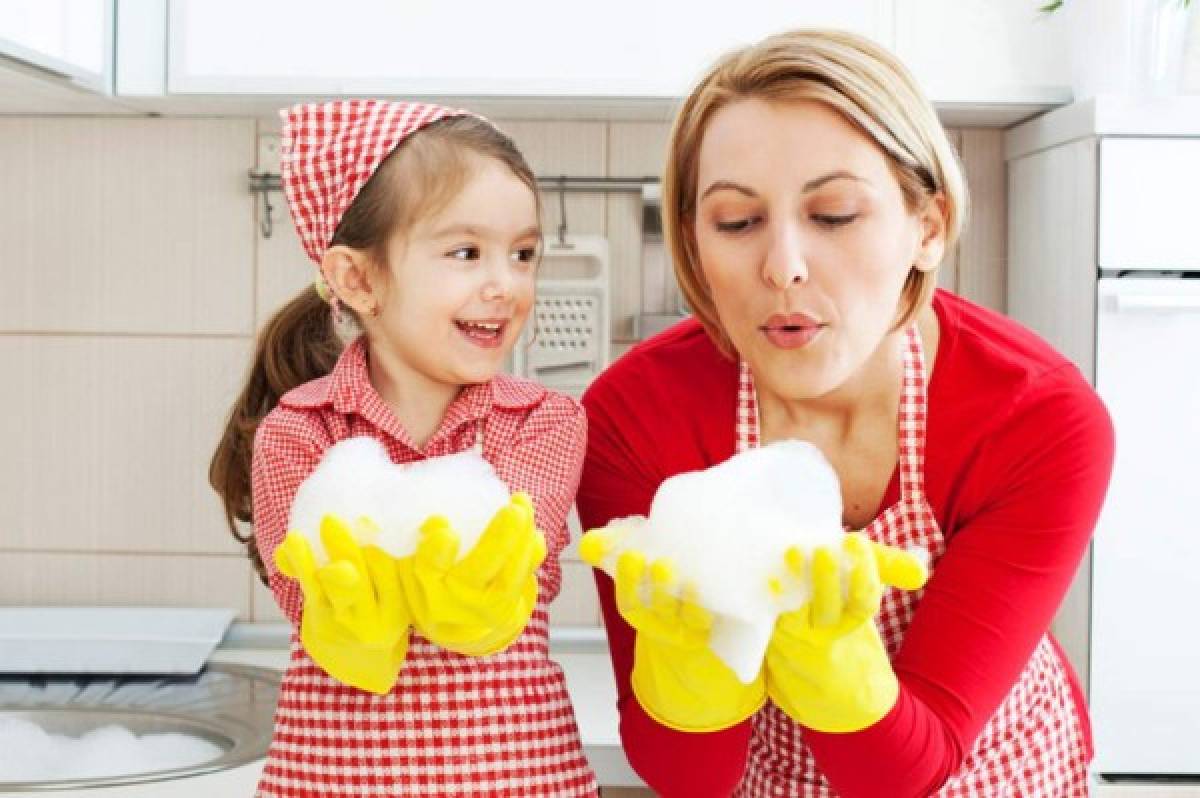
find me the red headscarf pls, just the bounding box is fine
[279,99,477,266]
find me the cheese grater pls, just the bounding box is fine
[512,234,610,398]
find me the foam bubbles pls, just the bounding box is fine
[287,437,510,563]
[590,440,846,683]
[0,717,223,782]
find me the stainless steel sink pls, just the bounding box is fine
[0,663,279,792]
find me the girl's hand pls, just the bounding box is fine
[274,515,411,694]
[397,492,545,656]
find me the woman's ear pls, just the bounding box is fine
[914,193,948,273]
[321,246,378,316]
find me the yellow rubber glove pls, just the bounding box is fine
[397,492,545,657]
[765,533,929,733]
[274,515,411,695]
[581,530,766,733]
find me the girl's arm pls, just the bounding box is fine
[501,392,588,574]
[250,410,327,627]
[804,366,1114,797]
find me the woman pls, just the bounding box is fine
[576,29,1113,797]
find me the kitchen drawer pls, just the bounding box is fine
[1098,137,1200,272]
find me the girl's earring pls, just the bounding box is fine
[314,274,344,324]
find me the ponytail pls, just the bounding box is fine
[209,286,343,585]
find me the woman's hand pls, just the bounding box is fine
[397,492,545,656]
[274,515,411,695]
[582,529,766,732]
[765,533,927,732]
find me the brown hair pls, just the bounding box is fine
[664,29,967,358]
[209,114,539,584]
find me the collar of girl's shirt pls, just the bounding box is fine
[278,336,547,449]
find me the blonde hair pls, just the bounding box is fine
[663,29,968,358]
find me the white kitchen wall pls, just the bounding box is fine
[0,115,1006,627]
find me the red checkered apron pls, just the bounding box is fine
[733,327,1091,797]
[259,610,595,798]
[253,343,597,797]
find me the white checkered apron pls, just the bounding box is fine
[733,327,1090,797]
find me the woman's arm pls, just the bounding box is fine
[804,367,1115,796]
[579,381,753,797]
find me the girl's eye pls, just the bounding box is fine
[715,217,759,233]
[812,213,859,228]
[512,247,539,264]
[448,246,480,261]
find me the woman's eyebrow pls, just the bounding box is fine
[802,170,867,192]
[700,171,868,201]
[700,179,758,201]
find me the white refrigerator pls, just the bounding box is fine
[1091,276,1200,776]
[1008,107,1200,780]
[1090,136,1200,777]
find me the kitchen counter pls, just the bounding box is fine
[11,623,1191,795]
[0,624,642,797]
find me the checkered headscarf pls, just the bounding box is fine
[279,99,476,265]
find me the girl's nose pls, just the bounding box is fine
[481,257,515,301]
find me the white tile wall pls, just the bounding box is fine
[0,335,249,554]
[0,551,252,617]
[251,573,287,623]
[0,114,1007,628]
[0,118,256,335]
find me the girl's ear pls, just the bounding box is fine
[322,246,378,316]
[914,193,948,273]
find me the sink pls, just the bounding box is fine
[0,663,279,792]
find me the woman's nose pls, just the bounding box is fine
[762,224,808,289]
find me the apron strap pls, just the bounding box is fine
[897,325,928,502]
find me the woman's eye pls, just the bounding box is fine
[715,217,758,233]
[448,246,480,261]
[812,213,859,228]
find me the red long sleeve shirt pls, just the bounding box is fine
[576,290,1114,797]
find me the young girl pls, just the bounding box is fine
[210,100,598,797]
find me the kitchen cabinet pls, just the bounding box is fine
[0,0,113,92]
[894,0,1071,114]
[164,0,890,98]
[109,0,1069,124]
